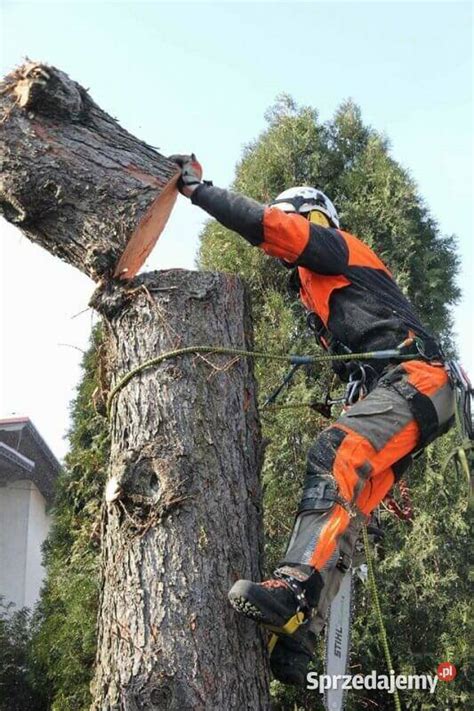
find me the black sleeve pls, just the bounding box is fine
[295,225,349,275]
[191,184,264,245]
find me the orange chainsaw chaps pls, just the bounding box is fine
[308,419,421,571]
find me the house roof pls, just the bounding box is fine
[0,417,60,503]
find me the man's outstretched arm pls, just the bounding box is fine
[170,154,348,274]
[192,183,267,248]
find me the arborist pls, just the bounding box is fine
[169,154,455,685]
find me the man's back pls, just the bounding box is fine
[296,227,437,359]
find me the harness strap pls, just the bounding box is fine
[265,612,307,638]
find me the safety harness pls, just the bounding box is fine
[267,306,437,415]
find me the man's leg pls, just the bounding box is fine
[272,360,453,589]
[268,513,362,684]
[228,404,419,631]
[268,465,398,685]
[228,362,453,683]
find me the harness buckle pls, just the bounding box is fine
[344,365,368,406]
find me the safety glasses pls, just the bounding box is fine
[307,210,329,226]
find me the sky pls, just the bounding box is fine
[1,1,472,460]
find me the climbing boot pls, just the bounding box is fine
[228,565,323,635]
[269,624,317,686]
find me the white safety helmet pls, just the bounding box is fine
[270,186,340,228]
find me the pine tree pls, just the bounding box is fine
[199,95,471,710]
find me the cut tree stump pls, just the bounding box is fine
[91,271,270,709]
[1,62,271,709]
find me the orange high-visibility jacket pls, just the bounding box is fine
[192,184,440,362]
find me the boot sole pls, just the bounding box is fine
[228,579,302,631]
[228,594,264,621]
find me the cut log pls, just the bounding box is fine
[0,61,179,280]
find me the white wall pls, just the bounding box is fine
[25,483,51,609]
[0,480,51,610]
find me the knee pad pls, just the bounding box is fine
[301,427,346,514]
[298,474,338,514]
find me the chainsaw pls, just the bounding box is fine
[324,516,383,711]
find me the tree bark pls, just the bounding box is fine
[0,62,178,280]
[1,63,271,709]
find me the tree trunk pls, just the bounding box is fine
[1,63,271,709]
[91,271,270,709]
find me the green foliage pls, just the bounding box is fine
[0,600,48,711]
[199,95,471,709]
[30,326,109,711]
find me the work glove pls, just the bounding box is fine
[168,153,204,197]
